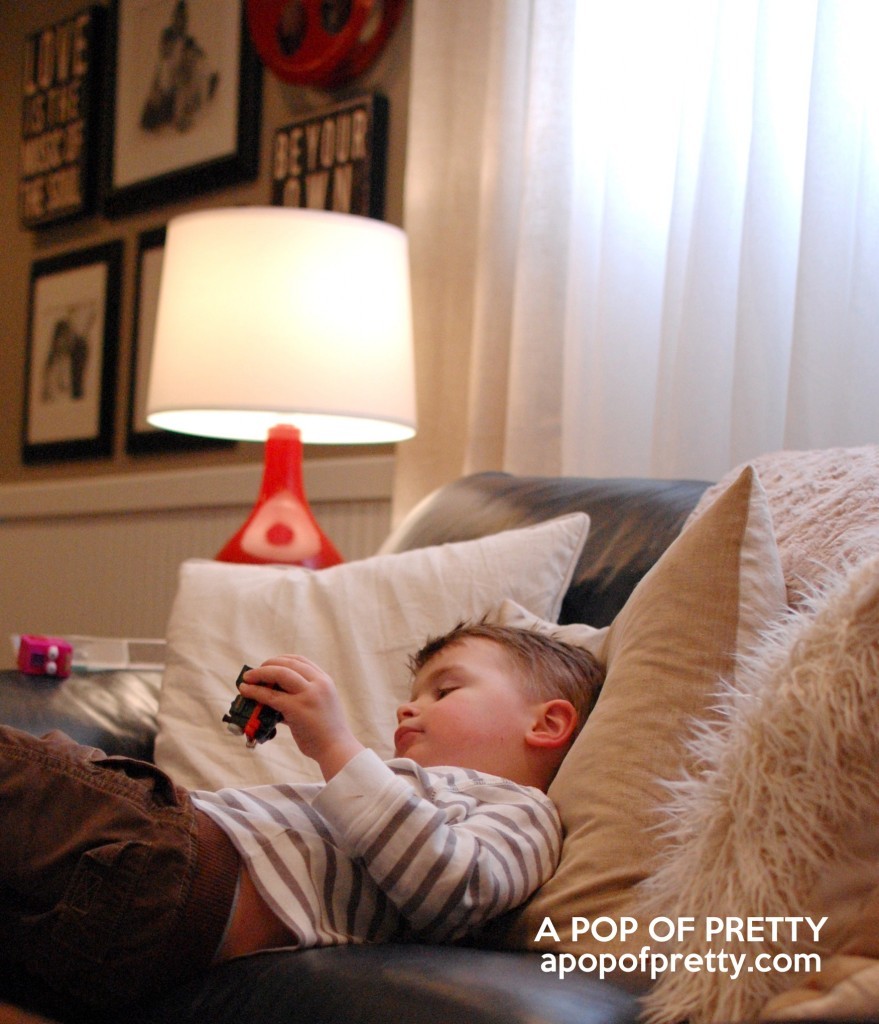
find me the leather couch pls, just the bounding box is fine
[0,471,712,1024]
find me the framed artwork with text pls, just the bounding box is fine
[271,94,387,217]
[19,5,106,228]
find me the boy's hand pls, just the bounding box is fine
[238,656,364,780]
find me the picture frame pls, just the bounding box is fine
[101,0,261,217]
[271,93,388,217]
[126,226,233,454]
[22,240,122,464]
[19,5,107,229]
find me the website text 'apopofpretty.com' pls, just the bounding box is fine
[536,916,826,982]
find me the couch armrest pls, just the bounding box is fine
[382,472,711,626]
[0,669,161,761]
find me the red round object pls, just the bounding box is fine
[246,0,406,89]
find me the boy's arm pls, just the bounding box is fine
[311,748,562,942]
[239,656,560,940]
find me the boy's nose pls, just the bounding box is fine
[396,702,416,724]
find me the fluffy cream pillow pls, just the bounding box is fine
[638,545,879,1024]
[760,884,879,1021]
[154,514,589,790]
[484,466,786,957]
[687,444,879,607]
[760,956,879,1022]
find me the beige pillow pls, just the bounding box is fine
[154,514,590,791]
[639,544,879,1024]
[484,466,786,957]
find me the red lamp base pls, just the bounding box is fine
[216,424,344,568]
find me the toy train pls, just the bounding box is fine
[222,665,283,748]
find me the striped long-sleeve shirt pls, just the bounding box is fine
[192,748,561,948]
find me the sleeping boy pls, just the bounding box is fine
[0,622,603,1014]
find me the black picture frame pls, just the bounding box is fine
[19,5,107,229]
[126,226,233,454]
[22,240,122,464]
[101,0,261,217]
[271,94,388,217]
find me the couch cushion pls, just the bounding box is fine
[638,543,879,1024]
[154,514,589,791]
[0,669,161,761]
[121,945,643,1024]
[483,467,786,960]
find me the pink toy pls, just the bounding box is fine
[17,635,73,679]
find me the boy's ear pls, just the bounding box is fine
[525,699,578,750]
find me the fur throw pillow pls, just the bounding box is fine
[637,546,879,1024]
[686,445,879,607]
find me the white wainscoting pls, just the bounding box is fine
[0,457,394,669]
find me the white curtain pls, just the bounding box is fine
[393,0,879,519]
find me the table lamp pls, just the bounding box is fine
[146,207,416,567]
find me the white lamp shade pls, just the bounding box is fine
[146,207,417,444]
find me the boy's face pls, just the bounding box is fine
[394,637,538,779]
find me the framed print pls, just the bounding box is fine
[19,5,107,228]
[22,241,122,464]
[102,0,261,217]
[126,226,232,453]
[271,94,388,217]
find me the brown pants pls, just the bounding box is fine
[0,726,239,1013]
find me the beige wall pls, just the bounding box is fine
[0,0,412,487]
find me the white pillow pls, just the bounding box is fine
[154,514,590,790]
[489,597,608,656]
